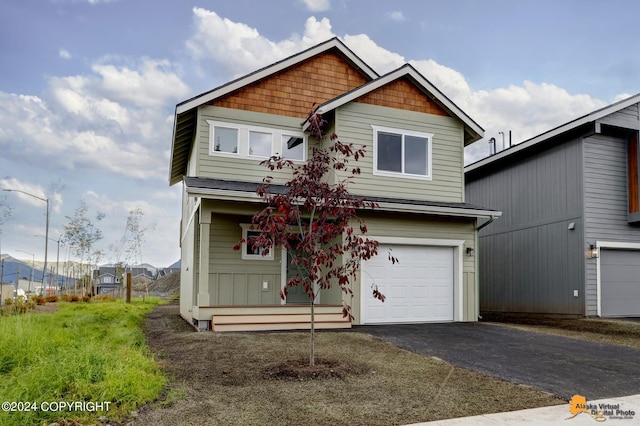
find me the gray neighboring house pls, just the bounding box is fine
[465,94,640,318]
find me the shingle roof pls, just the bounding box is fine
[184,176,498,217]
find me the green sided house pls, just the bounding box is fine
[169,38,500,331]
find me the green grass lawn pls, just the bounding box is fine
[0,299,167,426]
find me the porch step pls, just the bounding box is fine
[211,311,351,332]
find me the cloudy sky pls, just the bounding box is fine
[1,0,639,268]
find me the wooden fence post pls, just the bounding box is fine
[126,272,132,304]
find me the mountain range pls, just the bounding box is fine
[0,254,180,285]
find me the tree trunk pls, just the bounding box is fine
[310,296,315,367]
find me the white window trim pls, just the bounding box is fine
[372,125,433,180]
[209,123,240,156]
[240,224,274,261]
[207,120,307,161]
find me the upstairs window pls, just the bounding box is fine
[212,126,238,154]
[372,125,432,179]
[249,131,272,157]
[208,120,306,161]
[281,134,305,161]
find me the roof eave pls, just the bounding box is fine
[184,186,500,219]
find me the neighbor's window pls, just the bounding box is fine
[241,225,274,260]
[212,126,238,154]
[373,125,432,179]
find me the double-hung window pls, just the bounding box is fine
[208,120,307,161]
[372,125,432,179]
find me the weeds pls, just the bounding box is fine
[0,298,166,425]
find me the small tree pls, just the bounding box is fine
[62,201,104,296]
[234,112,394,366]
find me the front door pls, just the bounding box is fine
[285,236,315,304]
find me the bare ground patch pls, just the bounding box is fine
[131,303,562,426]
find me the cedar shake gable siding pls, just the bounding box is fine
[355,77,449,117]
[210,51,370,118]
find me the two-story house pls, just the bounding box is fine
[169,38,500,331]
[465,94,640,318]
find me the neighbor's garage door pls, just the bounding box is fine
[362,244,454,324]
[601,249,640,317]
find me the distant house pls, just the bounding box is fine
[169,38,499,331]
[466,94,640,318]
[96,266,154,293]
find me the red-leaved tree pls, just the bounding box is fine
[234,111,395,366]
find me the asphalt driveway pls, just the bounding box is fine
[357,322,640,401]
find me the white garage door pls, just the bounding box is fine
[601,249,640,317]
[362,244,454,324]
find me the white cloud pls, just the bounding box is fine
[186,8,334,77]
[0,56,190,180]
[59,49,72,60]
[343,33,405,74]
[386,11,406,22]
[0,177,63,214]
[0,178,48,208]
[302,0,331,12]
[184,9,613,166]
[91,57,189,108]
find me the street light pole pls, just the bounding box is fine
[37,234,60,293]
[2,189,49,288]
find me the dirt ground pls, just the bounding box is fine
[130,303,563,426]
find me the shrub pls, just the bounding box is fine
[70,294,80,302]
[93,295,117,302]
[35,295,47,305]
[5,297,13,306]
[45,295,58,303]
[81,295,90,303]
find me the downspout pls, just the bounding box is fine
[477,216,495,232]
[474,215,497,320]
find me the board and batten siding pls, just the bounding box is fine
[582,133,640,316]
[349,213,477,324]
[205,210,343,306]
[207,213,282,305]
[194,106,310,185]
[465,138,585,315]
[335,102,465,203]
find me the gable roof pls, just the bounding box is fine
[169,37,378,186]
[304,64,484,146]
[465,93,640,173]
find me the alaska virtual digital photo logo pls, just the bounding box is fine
[567,395,636,422]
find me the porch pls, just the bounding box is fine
[195,304,351,332]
